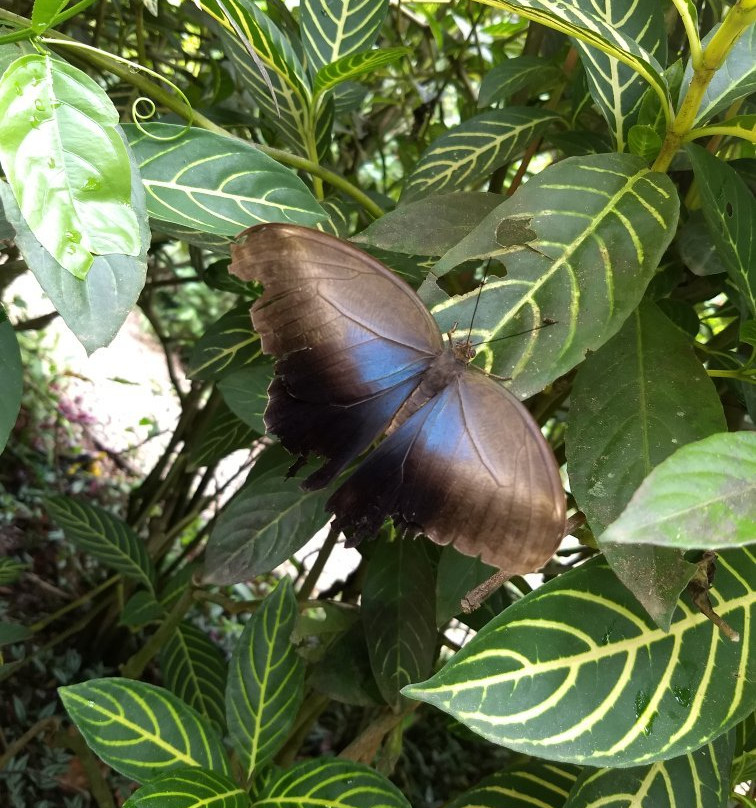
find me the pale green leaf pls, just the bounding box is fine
[124,123,325,236]
[601,432,756,550]
[404,550,755,767]
[227,578,304,777]
[46,496,156,592]
[0,54,140,278]
[59,678,230,783]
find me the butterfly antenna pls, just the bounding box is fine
[465,260,491,347]
[472,318,557,348]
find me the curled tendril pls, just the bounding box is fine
[40,37,194,140]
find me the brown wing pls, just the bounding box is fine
[327,367,565,573]
[230,224,445,488]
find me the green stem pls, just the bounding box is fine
[29,574,120,632]
[668,0,703,66]
[297,525,340,601]
[120,586,195,679]
[653,0,756,172]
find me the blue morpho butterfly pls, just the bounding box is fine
[230,223,565,574]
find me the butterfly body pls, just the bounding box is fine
[231,223,565,573]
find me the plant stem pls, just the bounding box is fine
[30,574,120,632]
[298,525,340,601]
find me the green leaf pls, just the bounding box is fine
[160,622,227,730]
[564,731,734,808]
[123,767,249,808]
[59,678,230,783]
[314,47,408,97]
[301,0,389,73]
[601,432,756,550]
[119,590,165,629]
[566,303,725,627]
[31,0,69,30]
[309,623,384,707]
[628,124,662,160]
[403,550,754,767]
[46,497,156,592]
[687,144,756,317]
[0,54,140,278]
[478,55,562,107]
[402,108,561,202]
[217,363,273,434]
[160,562,201,611]
[362,538,437,709]
[480,0,670,128]
[424,154,679,399]
[203,462,331,585]
[0,556,27,585]
[435,546,498,627]
[0,621,32,647]
[226,578,305,778]
[0,139,148,354]
[354,192,504,257]
[677,211,726,277]
[124,123,325,236]
[571,0,667,151]
[446,760,578,808]
[187,400,259,470]
[188,304,261,382]
[0,307,21,454]
[687,24,756,125]
[256,757,411,808]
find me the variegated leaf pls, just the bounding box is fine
[570,0,667,151]
[423,153,679,399]
[474,0,670,124]
[226,578,305,777]
[404,549,754,767]
[478,54,563,107]
[124,124,325,237]
[300,0,390,73]
[59,678,230,783]
[123,768,248,808]
[188,304,262,382]
[564,731,734,808]
[313,47,408,97]
[402,108,561,202]
[256,758,411,807]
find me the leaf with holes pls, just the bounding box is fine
[300,0,390,73]
[403,549,755,767]
[687,144,756,317]
[402,108,561,202]
[203,461,331,585]
[447,760,578,808]
[226,578,305,778]
[123,767,248,808]
[362,538,437,709]
[160,622,227,731]
[422,153,679,399]
[0,306,21,455]
[479,0,670,125]
[0,55,140,278]
[59,678,230,783]
[601,432,756,550]
[256,758,411,808]
[314,47,408,98]
[570,0,667,150]
[46,497,155,592]
[189,304,261,382]
[566,303,726,627]
[563,730,734,808]
[124,124,325,237]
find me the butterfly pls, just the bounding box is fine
[230,223,565,573]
